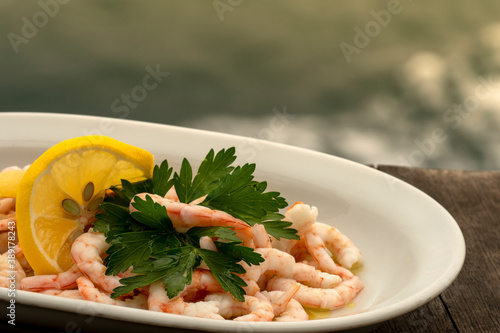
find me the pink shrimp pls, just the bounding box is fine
[77,276,148,309]
[71,231,122,293]
[205,293,274,321]
[284,202,318,235]
[252,224,271,248]
[14,244,31,272]
[21,264,82,291]
[276,203,361,277]
[131,193,254,247]
[181,269,224,301]
[293,262,341,288]
[304,222,362,275]
[240,248,295,295]
[260,286,309,321]
[199,236,218,270]
[199,236,218,252]
[0,198,15,215]
[0,216,17,254]
[240,248,341,295]
[39,289,85,300]
[267,275,364,310]
[148,280,223,319]
[271,202,317,254]
[0,252,26,288]
[0,213,16,232]
[164,187,179,201]
[164,187,206,204]
[0,232,9,254]
[258,283,298,313]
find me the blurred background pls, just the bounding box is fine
[1,0,500,170]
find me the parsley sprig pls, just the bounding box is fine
[93,147,298,301]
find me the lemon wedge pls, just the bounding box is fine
[17,135,154,275]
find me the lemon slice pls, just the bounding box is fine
[17,135,154,275]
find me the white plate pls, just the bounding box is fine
[0,112,465,333]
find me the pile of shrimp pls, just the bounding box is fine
[0,166,364,322]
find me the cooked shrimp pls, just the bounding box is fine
[199,236,217,252]
[287,239,312,262]
[284,202,318,235]
[273,203,361,277]
[0,213,16,232]
[260,283,298,314]
[164,187,206,204]
[271,202,317,253]
[21,264,82,291]
[14,244,31,272]
[261,286,309,321]
[240,248,295,294]
[0,217,17,254]
[71,231,122,293]
[0,252,26,288]
[181,269,224,301]
[267,275,364,310]
[148,281,223,319]
[241,248,340,295]
[77,276,148,309]
[273,297,308,321]
[293,262,341,288]
[199,236,217,270]
[252,224,271,248]
[164,187,179,201]
[131,193,254,247]
[304,222,362,274]
[0,198,15,215]
[39,289,85,300]
[116,267,136,279]
[0,232,9,254]
[205,293,274,321]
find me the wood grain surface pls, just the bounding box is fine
[372,166,500,333]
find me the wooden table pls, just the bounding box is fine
[2,166,499,333]
[372,166,500,333]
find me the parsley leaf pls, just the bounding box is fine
[130,194,174,231]
[197,248,248,301]
[191,148,236,197]
[97,147,300,302]
[167,148,297,240]
[111,269,165,298]
[172,158,193,204]
[261,220,300,240]
[200,164,295,239]
[99,195,261,301]
[185,226,241,243]
[151,247,200,299]
[151,160,174,197]
[94,203,146,241]
[215,241,266,266]
[202,165,282,223]
[173,148,235,203]
[104,160,173,207]
[104,231,157,276]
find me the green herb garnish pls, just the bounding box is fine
[93,147,298,301]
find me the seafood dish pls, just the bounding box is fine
[0,136,364,322]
